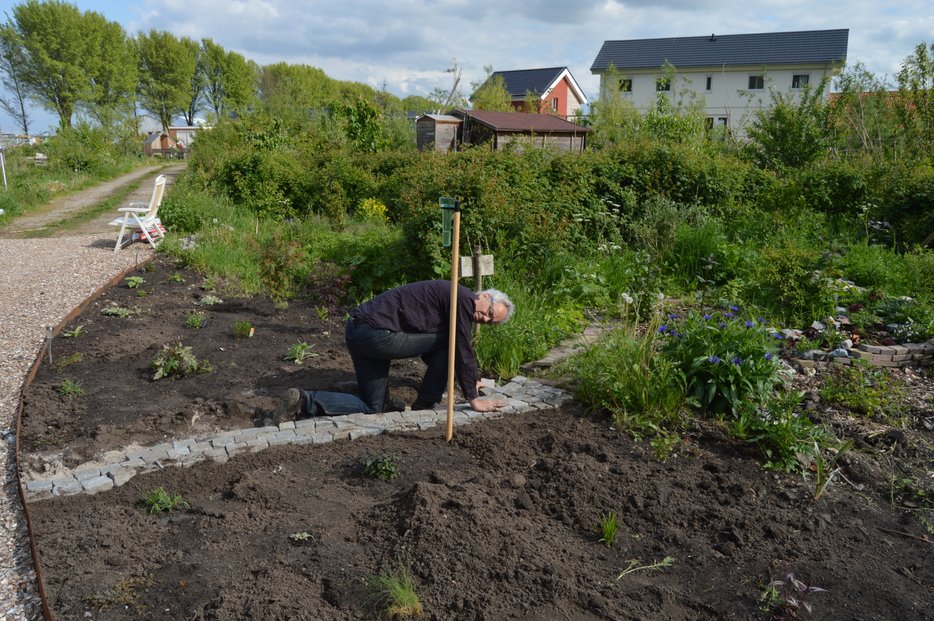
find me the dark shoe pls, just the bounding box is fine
[331,380,358,393]
[411,398,435,411]
[383,397,405,412]
[270,388,304,424]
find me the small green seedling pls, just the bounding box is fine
[150,342,212,380]
[233,320,254,339]
[760,572,826,618]
[363,455,399,480]
[617,556,674,579]
[168,272,185,283]
[596,512,619,547]
[101,306,135,318]
[196,294,223,307]
[289,531,313,544]
[59,378,84,396]
[285,341,317,364]
[62,325,86,338]
[369,567,424,619]
[53,352,84,371]
[124,276,145,289]
[144,487,189,514]
[185,311,206,329]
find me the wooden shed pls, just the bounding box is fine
[143,132,177,157]
[416,114,461,152]
[451,110,589,153]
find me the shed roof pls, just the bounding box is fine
[417,114,461,123]
[490,67,588,103]
[454,110,590,133]
[591,29,849,72]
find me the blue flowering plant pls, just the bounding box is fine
[661,307,783,415]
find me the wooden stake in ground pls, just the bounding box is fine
[444,201,461,442]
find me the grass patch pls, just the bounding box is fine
[368,567,424,619]
[143,487,189,514]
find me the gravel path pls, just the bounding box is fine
[0,165,182,619]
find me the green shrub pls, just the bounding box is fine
[661,309,782,415]
[749,241,837,326]
[568,309,685,439]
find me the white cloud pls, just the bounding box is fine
[4,0,933,132]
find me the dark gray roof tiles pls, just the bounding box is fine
[491,67,567,98]
[591,29,849,72]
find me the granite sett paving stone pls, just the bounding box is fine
[23,376,572,501]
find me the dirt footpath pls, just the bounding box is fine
[0,163,186,239]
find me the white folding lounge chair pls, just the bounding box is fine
[110,174,167,251]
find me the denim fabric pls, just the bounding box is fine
[300,318,448,416]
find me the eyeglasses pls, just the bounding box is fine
[483,299,497,323]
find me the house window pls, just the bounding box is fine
[551,97,558,111]
[792,74,810,89]
[619,78,632,93]
[656,77,671,92]
[705,76,712,91]
[748,75,764,90]
[717,117,728,127]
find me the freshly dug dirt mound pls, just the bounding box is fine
[20,255,934,620]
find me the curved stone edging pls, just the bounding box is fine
[23,376,571,501]
[791,339,934,371]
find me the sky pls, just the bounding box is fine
[1,0,932,134]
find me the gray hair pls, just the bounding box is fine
[480,288,515,323]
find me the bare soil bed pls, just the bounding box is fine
[20,255,934,620]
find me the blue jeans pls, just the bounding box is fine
[302,318,447,416]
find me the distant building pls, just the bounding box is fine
[590,29,849,137]
[483,67,588,121]
[416,114,461,152]
[416,110,590,153]
[142,132,177,157]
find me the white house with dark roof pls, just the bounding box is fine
[590,29,849,137]
[479,67,588,121]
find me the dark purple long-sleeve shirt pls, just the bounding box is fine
[350,280,480,399]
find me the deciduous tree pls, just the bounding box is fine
[137,30,198,131]
[10,0,96,129]
[0,24,31,134]
[470,67,513,112]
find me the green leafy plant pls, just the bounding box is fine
[61,325,86,338]
[124,276,145,288]
[285,341,317,363]
[369,567,424,619]
[617,556,674,579]
[233,320,254,339]
[150,342,212,380]
[59,378,83,396]
[596,512,619,547]
[185,311,206,329]
[144,487,189,514]
[196,294,223,306]
[728,391,829,473]
[135,289,148,297]
[662,308,782,416]
[168,272,185,283]
[810,440,853,500]
[363,455,399,480]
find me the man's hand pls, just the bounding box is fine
[469,397,506,412]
